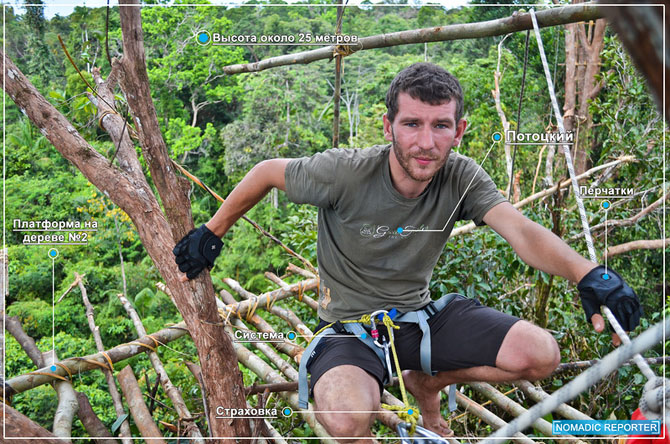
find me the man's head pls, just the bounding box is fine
[385,62,464,124]
[383,63,467,197]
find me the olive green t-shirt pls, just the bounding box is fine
[285,144,506,322]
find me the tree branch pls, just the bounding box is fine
[571,189,668,240]
[74,273,133,444]
[223,4,603,75]
[5,315,43,367]
[117,293,204,443]
[116,4,252,437]
[450,156,635,238]
[605,239,669,258]
[117,365,167,444]
[75,392,120,444]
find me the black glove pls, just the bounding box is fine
[577,265,641,331]
[173,224,223,279]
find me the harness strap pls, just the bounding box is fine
[394,293,460,412]
[394,293,459,376]
[298,293,460,411]
[298,327,335,409]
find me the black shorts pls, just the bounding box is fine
[307,295,520,394]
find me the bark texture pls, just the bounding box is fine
[3,404,67,442]
[598,1,669,121]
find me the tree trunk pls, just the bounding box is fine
[598,1,669,122]
[2,29,248,443]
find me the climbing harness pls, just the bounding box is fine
[298,293,460,436]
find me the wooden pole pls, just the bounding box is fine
[3,404,70,442]
[74,274,133,444]
[223,4,603,75]
[43,351,78,442]
[223,278,314,337]
[332,3,344,148]
[117,293,204,443]
[452,389,538,444]
[4,323,189,396]
[265,271,319,312]
[117,365,167,444]
[515,380,592,421]
[470,382,585,444]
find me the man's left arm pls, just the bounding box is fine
[482,202,595,283]
[483,202,641,343]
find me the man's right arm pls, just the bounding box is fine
[173,158,290,280]
[205,158,291,237]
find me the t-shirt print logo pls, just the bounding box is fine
[359,224,420,239]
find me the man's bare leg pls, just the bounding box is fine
[313,365,381,444]
[403,320,560,434]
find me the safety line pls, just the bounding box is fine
[483,317,668,443]
[529,8,655,381]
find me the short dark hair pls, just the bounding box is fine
[385,62,464,123]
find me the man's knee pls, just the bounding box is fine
[318,413,376,441]
[496,320,560,380]
[313,365,380,439]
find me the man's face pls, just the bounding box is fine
[383,92,467,189]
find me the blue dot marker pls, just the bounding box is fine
[197,32,211,45]
[282,407,293,417]
[407,409,413,416]
[492,132,502,142]
[397,227,403,234]
[602,273,610,280]
[361,333,367,339]
[287,331,296,340]
[50,365,57,372]
[48,248,58,258]
[602,201,611,210]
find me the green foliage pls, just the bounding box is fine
[4,3,665,440]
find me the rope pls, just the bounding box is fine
[100,352,115,372]
[128,341,157,353]
[29,371,69,382]
[82,358,113,371]
[246,297,260,321]
[484,317,668,444]
[506,30,530,199]
[529,8,656,382]
[266,294,278,311]
[379,314,420,432]
[55,363,73,380]
[308,312,419,433]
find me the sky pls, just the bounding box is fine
[8,0,474,19]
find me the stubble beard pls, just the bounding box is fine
[391,129,449,183]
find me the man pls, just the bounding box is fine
[174,63,640,442]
